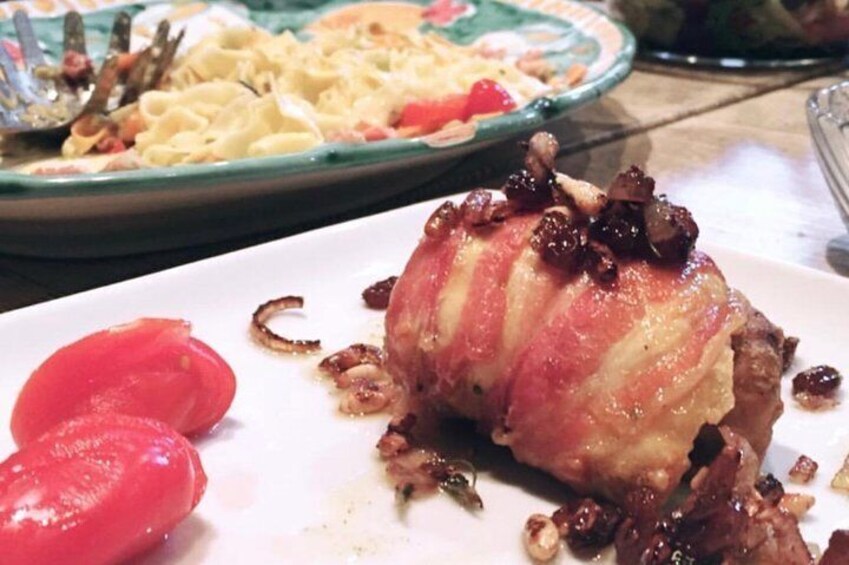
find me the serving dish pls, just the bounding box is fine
[808,80,849,229]
[0,196,846,563]
[0,0,635,258]
[608,0,848,69]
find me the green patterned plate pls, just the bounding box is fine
[0,0,634,257]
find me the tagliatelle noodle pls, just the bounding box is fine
[131,25,549,166]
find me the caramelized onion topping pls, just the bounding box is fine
[503,168,555,209]
[362,276,398,310]
[530,210,587,274]
[387,449,483,509]
[250,296,321,354]
[588,202,645,256]
[525,131,559,182]
[643,197,699,263]
[585,240,618,284]
[425,201,460,239]
[755,473,785,506]
[615,429,811,565]
[792,365,842,410]
[460,189,511,229]
[607,165,656,203]
[426,133,700,286]
[552,497,622,555]
[319,343,383,375]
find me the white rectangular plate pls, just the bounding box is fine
[0,198,847,563]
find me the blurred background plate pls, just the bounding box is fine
[608,0,848,69]
[0,0,634,258]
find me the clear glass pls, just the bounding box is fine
[807,81,849,229]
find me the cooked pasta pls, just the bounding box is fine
[128,25,550,166]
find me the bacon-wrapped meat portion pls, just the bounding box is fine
[385,204,785,505]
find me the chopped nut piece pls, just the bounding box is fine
[554,172,607,216]
[523,514,560,562]
[778,493,815,520]
[831,454,849,493]
[377,431,410,459]
[339,379,390,415]
[788,455,818,484]
[319,343,382,374]
[335,363,386,389]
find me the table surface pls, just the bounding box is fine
[1,59,848,314]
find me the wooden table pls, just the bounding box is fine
[1,59,847,314]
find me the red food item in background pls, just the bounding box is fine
[11,318,236,447]
[0,413,206,565]
[61,50,93,82]
[423,0,470,26]
[464,78,516,119]
[31,164,85,175]
[1,40,22,65]
[395,79,516,135]
[397,93,469,134]
[95,135,127,154]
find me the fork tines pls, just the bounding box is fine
[0,10,183,136]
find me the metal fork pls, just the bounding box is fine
[0,10,183,137]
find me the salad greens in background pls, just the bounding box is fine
[610,0,849,58]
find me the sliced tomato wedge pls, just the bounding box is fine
[464,78,517,119]
[0,414,206,565]
[395,79,516,135]
[396,93,469,134]
[11,318,236,447]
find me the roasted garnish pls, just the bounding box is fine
[523,514,560,562]
[615,428,811,565]
[435,459,483,510]
[552,497,622,555]
[788,455,818,484]
[460,189,511,229]
[553,172,607,216]
[319,343,383,377]
[642,196,699,263]
[831,453,849,493]
[778,493,815,520]
[425,201,460,239]
[607,165,655,203]
[792,365,842,410]
[362,276,398,310]
[530,210,587,274]
[249,296,321,354]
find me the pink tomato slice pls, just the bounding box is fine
[0,414,206,565]
[11,318,236,447]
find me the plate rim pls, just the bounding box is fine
[0,193,846,323]
[0,0,636,200]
